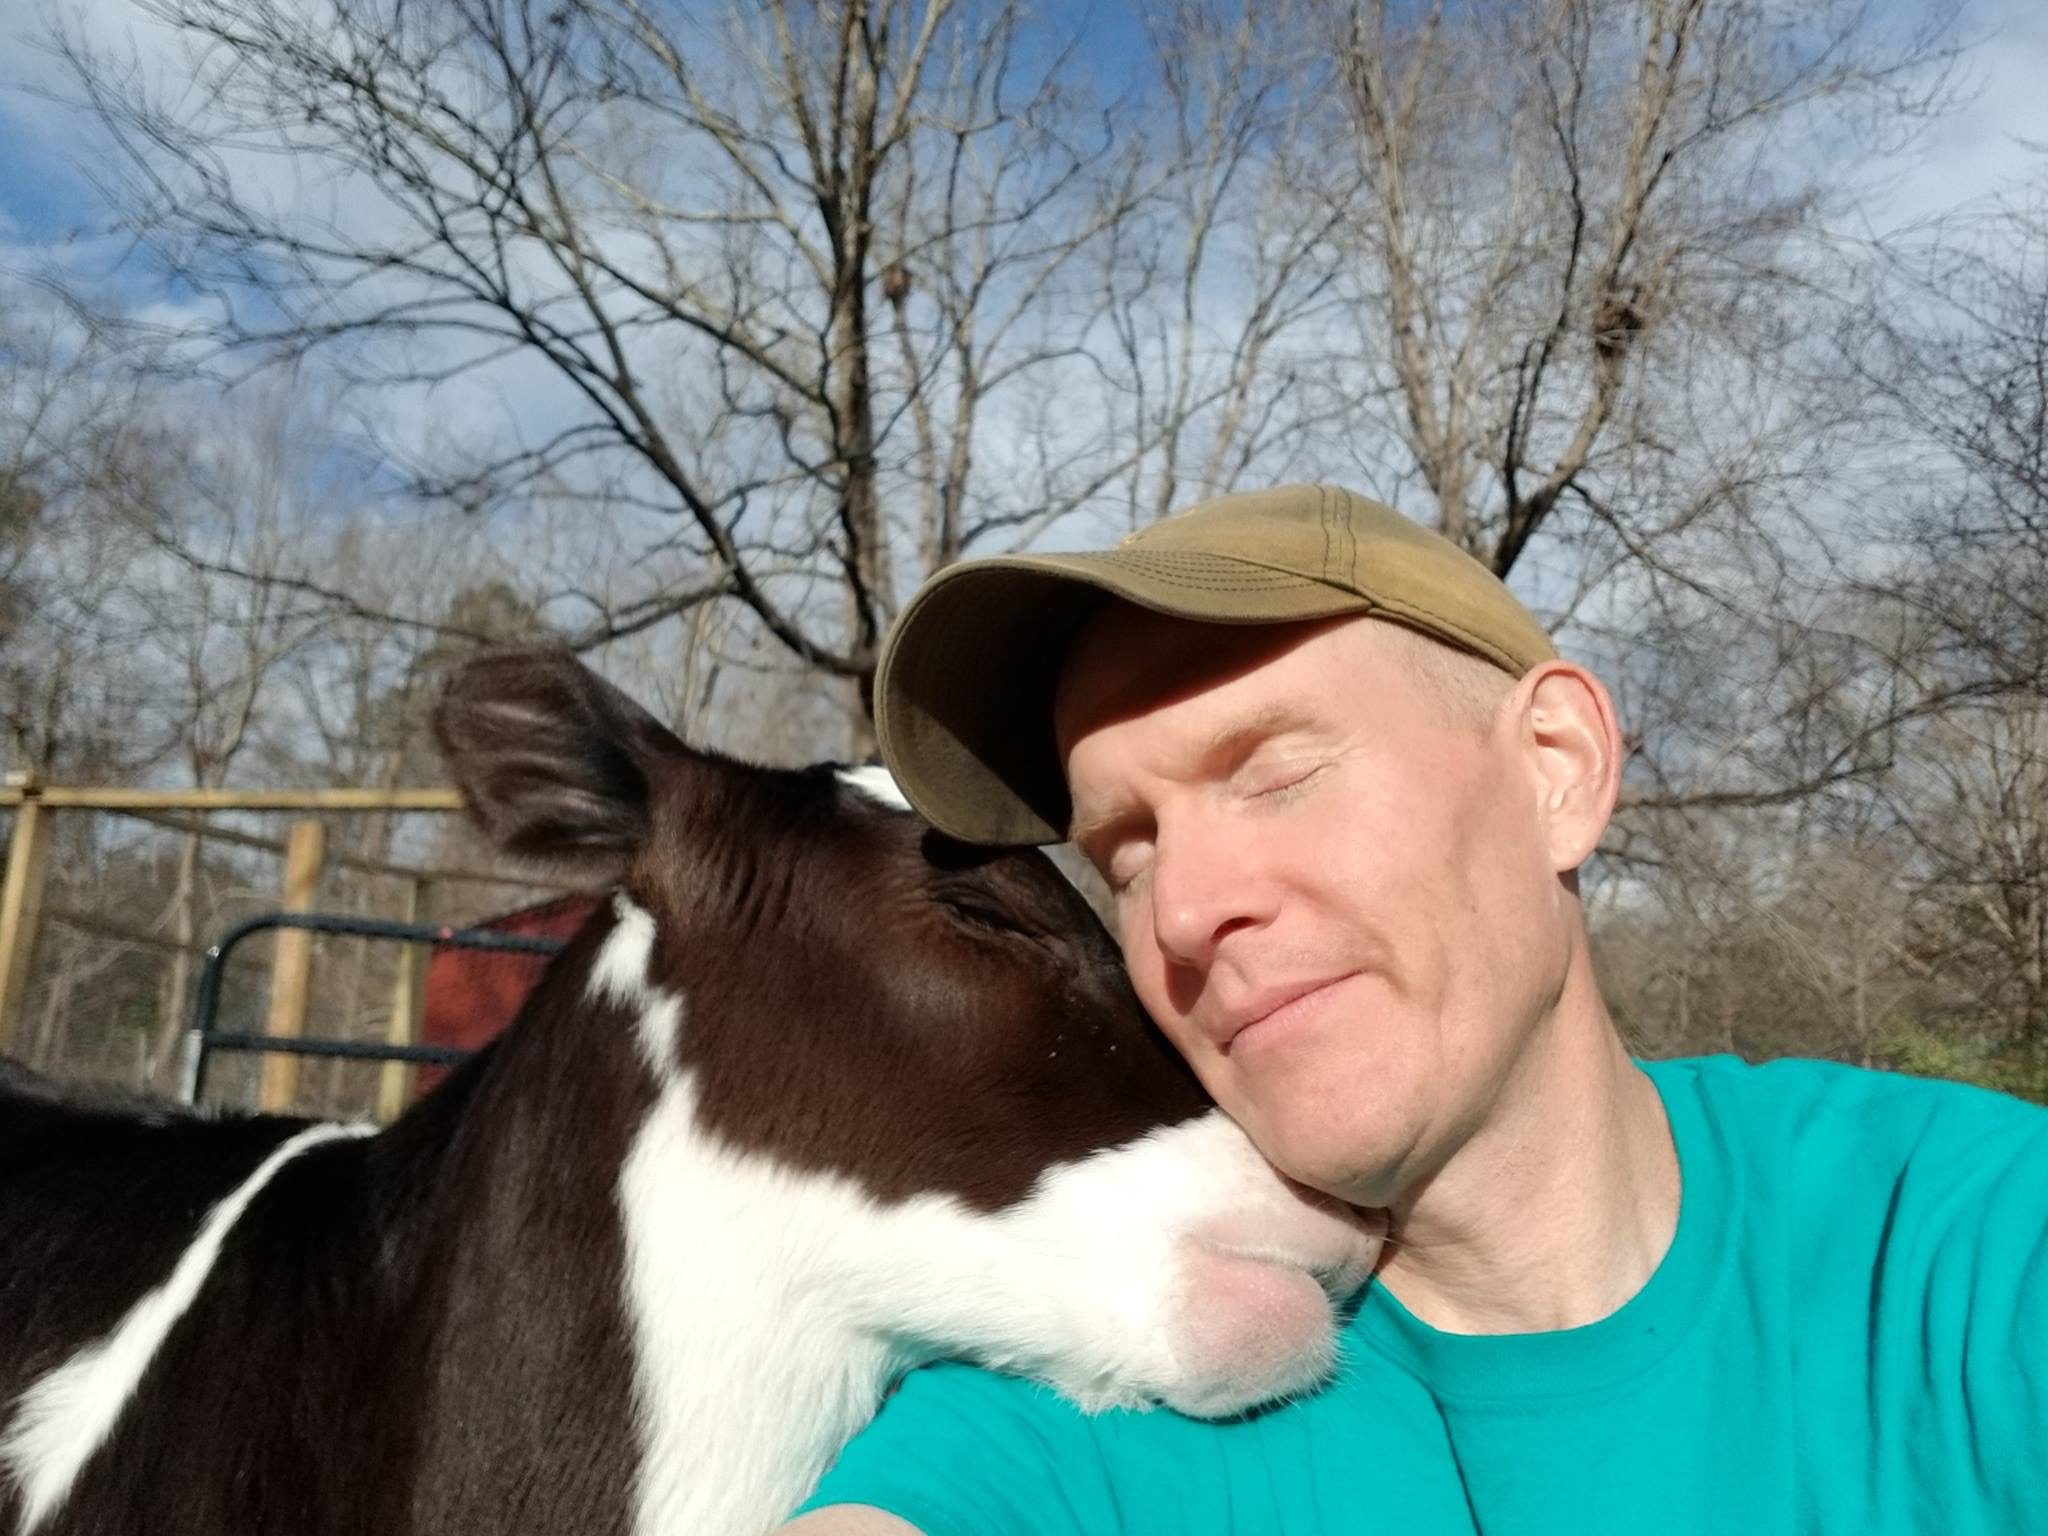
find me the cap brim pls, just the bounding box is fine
[875,549,1373,845]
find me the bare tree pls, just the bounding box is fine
[1277,0,1977,853]
[1316,0,1958,568]
[1074,4,1366,528]
[1858,186,2048,693]
[1899,705,2048,1054]
[55,0,1346,740]
[1852,183,2048,1062]
[65,391,339,1084]
[0,297,178,782]
[1596,168,2048,1089]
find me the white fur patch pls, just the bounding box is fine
[618,1076,894,1536]
[589,894,680,1074]
[587,892,657,1007]
[589,887,1376,1533]
[1,1120,373,1532]
[613,1087,1374,1534]
[835,764,911,812]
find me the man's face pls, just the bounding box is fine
[1055,610,1579,1208]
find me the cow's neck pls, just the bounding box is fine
[617,1070,911,1533]
[366,905,658,1529]
[571,896,884,1532]
[392,896,1049,1535]
[608,1066,1210,1534]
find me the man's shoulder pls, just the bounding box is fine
[1649,1052,2043,1133]
[795,1361,1108,1530]
[800,1325,1452,1531]
[1651,1053,2047,1224]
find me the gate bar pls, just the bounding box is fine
[181,911,565,1107]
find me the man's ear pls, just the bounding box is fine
[433,646,684,877]
[1515,661,1622,873]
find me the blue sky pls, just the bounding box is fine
[3,0,2041,754]
[4,0,2044,536]
[7,0,2044,303]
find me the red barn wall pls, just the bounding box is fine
[414,894,598,1095]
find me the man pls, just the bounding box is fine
[787,485,2045,1535]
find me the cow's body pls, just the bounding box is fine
[1,913,651,1535]
[0,651,1382,1536]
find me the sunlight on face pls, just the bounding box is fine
[1055,611,1577,1207]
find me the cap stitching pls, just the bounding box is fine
[1113,570,1325,592]
[1319,485,1334,584]
[1101,547,1542,661]
[1368,591,1533,672]
[1098,557,1322,589]
[1107,549,1309,571]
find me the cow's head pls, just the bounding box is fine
[436,647,1382,1417]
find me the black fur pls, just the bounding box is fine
[0,912,648,1536]
[0,649,1208,1534]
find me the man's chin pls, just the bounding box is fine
[1226,1083,1425,1212]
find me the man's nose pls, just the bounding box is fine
[1148,823,1266,968]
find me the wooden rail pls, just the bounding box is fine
[113,808,549,889]
[0,777,528,1066]
[0,786,462,811]
[0,798,52,1056]
[258,821,327,1111]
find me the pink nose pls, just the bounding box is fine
[1188,1194,1387,1297]
[1163,1246,1344,1418]
[1157,1196,1386,1419]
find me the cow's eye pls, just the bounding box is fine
[940,894,1032,939]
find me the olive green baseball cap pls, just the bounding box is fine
[875,483,1556,845]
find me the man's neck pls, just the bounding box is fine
[1373,965,1680,1336]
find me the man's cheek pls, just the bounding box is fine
[1119,941,1219,1081]
[1136,978,1209,1068]
[1119,937,1168,1022]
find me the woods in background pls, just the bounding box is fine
[1,0,2042,1100]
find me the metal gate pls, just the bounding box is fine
[179,911,565,1107]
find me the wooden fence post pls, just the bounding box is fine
[258,819,327,1112]
[0,780,54,1057]
[375,877,433,1123]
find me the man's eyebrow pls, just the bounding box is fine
[1066,701,1322,844]
[1194,700,1321,768]
[1067,802,1136,849]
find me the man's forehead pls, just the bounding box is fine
[1053,606,1356,760]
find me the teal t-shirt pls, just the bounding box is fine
[801,1056,2048,1534]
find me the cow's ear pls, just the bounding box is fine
[434,647,682,877]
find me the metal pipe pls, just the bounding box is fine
[181,911,566,1108]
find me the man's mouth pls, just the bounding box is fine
[1212,973,1360,1052]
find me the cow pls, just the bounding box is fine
[0,648,1383,1535]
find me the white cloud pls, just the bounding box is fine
[1874,0,2048,229]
